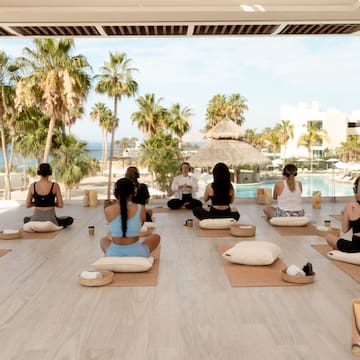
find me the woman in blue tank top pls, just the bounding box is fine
[100,177,160,257]
[326,176,360,253]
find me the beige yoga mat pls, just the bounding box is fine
[311,244,360,284]
[20,230,62,239]
[330,214,343,222]
[196,224,231,238]
[0,249,11,257]
[107,247,161,287]
[271,223,318,236]
[217,245,299,287]
[151,207,190,213]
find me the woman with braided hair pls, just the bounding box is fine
[326,176,360,253]
[263,163,305,221]
[100,178,160,257]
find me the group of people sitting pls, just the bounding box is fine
[24,161,360,259]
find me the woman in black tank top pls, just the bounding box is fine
[193,162,240,221]
[24,163,73,228]
[326,176,360,253]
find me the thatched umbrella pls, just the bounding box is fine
[188,119,270,182]
[188,139,270,168]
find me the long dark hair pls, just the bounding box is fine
[113,178,135,237]
[212,162,232,198]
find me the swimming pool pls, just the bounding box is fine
[235,175,354,198]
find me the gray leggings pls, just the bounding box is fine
[24,208,73,227]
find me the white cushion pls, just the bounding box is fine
[92,256,154,273]
[270,216,309,227]
[222,241,281,265]
[327,250,360,265]
[23,221,63,232]
[199,218,237,229]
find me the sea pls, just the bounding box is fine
[0,142,104,170]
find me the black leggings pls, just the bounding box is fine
[24,215,73,228]
[193,206,240,221]
[337,235,360,253]
[167,194,202,210]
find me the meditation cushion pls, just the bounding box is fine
[199,218,237,230]
[223,241,281,265]
[270,216,309,227]
[23,221,63,232]
[92,256,154,272]
[327,250,360,265]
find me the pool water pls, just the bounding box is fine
[235,175,354,198]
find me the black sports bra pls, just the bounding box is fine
[33,182,56,207]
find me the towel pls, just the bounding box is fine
[80,271,103,280]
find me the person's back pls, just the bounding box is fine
[277,181,302,211]
[132,183,150,206]
[101,177,160,257]
[108,202,142,237]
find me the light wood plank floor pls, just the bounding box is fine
[0,198,358,360]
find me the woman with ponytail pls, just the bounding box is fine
[100,178,160,257]
[326,176,360,252]
[264,164,304,220]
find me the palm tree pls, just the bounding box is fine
[167,103,192,149]
[94,52,138,199]
[227,93,248,126]
[274,120,294,167]
[244,128,265,150]
[15,38,91,162]
[298,121,329,171]
[51,134,99,199]
[205,94,227,130]
[205,93,248,130]
[90,102,113,174]
[139,131,180,192]
[0,51,19,199]
[340,135,360,162]
[131,93,167,137]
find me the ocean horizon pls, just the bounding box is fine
[0,142,104,170]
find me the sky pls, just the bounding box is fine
[3,36,360,143]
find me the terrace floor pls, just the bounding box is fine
[0,197,358,360]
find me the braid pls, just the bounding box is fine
[113,178,136,237]
[282,164,298,192]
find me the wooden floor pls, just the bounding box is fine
[0,197,358,360]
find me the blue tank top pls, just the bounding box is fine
[109,203,142,237]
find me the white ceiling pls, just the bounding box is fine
[0,0,360,37]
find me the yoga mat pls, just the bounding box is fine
[151,207,190,213]
[311,244,360,284]
[196,225,231,238]
[217,245,299,287]
[107,247,161,287]
[330,214,343,222]
[20,230,62,239]
[271,223,318,236]
[0,249,11,257]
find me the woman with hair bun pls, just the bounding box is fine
[24,163,73,227]
[326,176,360,252]
[263,163,304,220]
[100,177,160,257]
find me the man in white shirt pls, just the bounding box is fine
[167,162,203,210]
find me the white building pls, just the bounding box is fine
[280,101,359,159]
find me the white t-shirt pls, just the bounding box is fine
[277,181,302,211]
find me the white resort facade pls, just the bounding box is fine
[280,101,360,160]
